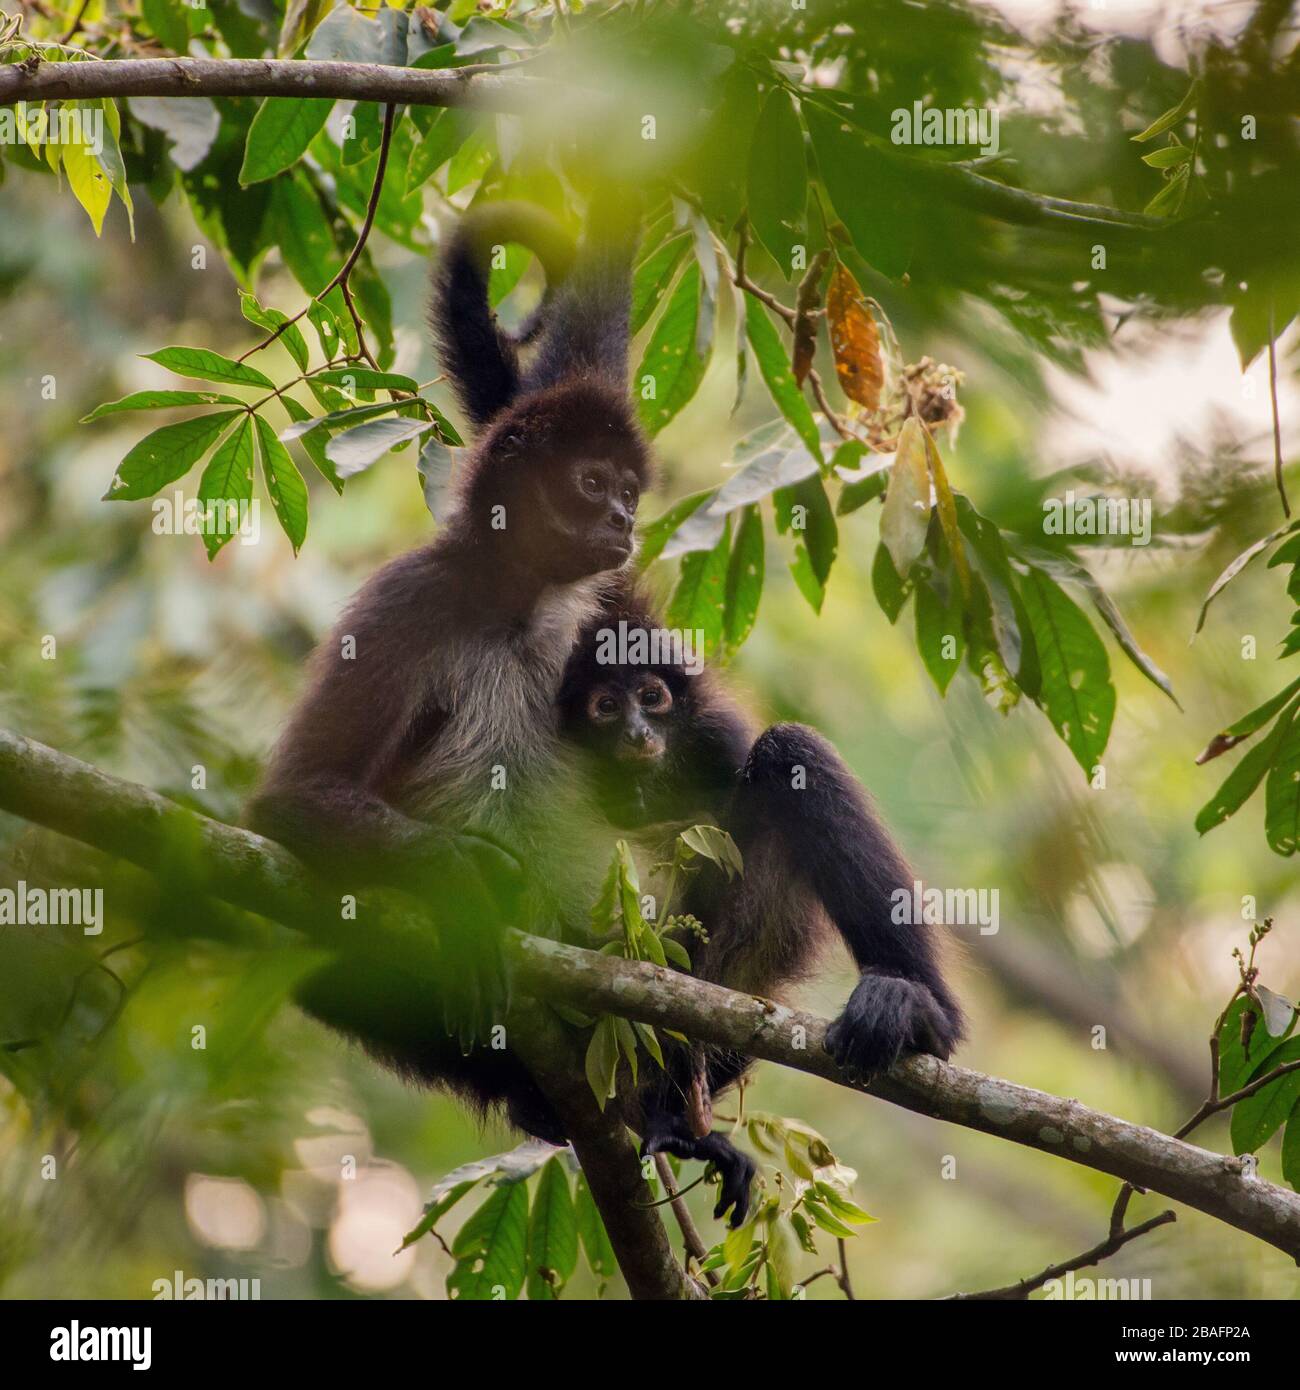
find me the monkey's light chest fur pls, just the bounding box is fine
[398,577,616,924]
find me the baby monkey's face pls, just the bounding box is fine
[585,673,674,764]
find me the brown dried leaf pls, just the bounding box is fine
[792,312,818,386]
[827,263,883,409]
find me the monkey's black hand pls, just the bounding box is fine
[825,974,960,1077]
[640,1117,757,1228]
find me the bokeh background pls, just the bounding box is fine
[2,0,1299,1298]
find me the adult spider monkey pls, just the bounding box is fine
[557,584,964,1224]
[247,196,653,1133]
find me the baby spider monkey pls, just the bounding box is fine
[558,584,963,1224]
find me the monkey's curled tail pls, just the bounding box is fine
[429,201,577,430]
[430,191,643,433]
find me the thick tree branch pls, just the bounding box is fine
[3,726,1300,1268]
[0,56,557,110]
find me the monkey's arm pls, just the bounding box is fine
[734,723,964,1074]
[247,550,514,891]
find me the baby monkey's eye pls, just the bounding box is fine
[588,691,621,723]
[640,681,672,712]
[581,474,603,496]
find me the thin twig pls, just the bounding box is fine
[238,103,396,368]
[1268,301,1290,518]
[59,0,91,44]
[951,1209,1176,1300]
[654,1153,719,1287]
[835,1237,856,1300]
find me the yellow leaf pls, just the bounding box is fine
[62,135,112,235]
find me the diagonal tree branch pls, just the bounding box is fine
[2,726,1300,1270]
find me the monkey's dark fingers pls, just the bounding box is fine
[710,1153,757,1228]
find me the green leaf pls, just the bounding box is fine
[239,293,309,372]
[325,417,436,479]
[1283,1106,1300,1191]
[613,1015,641,1085]
[745,302,822,461]
[447,1181,529,1301]
[679,825,744,879]
[271,171,351,334]
[631,233,690,336]
[1218,997,1294,1097]
[282,395,343,494]
[805,104,911,278]
[747,89,807,277]
[584,1017,620,1110]
[241,97,335,184]
[196,414,255,560]
[958,500,1036,693]
[711,421,819,516]
[406,108,471,190]
[636,263,710,436]
[255,414,309,553]
[281,400,405,440]
[880,417,931,578]
[104,410,243,500]
[872,540,912,623]
[82,390,243,422]
[1195,522,1299,633]
[835,442,889,514]
[144,346,275,390]
[1141,144,1192,169]
[723,504,765,654]
[775,474,837,614]
[1017,545,1178,707]
[1019,566,1115,775]
[815,1182,877,1226]
[637,489,715,570]
[141,0,191,54]
[765,1210,799,1298]
[1264,711,1300,856]
[1197,697,1300,835]
[525,1157,578,1301]
[1197,678,1300,764]
[573,1175,618,1282]
[1130,81,1198,142]
[446,122,494,195]
[667,515,731,658]
[915,573,964,695]
[1230,1038,1300,1155]
[803,1198,856,1239]
[313,367,420,396]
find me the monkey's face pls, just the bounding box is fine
[520,455,641,583]
[586,673,673,763]
[573,671,678,827]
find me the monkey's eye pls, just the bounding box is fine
[640,681,672,713]
[581,473,603,497]
[588,691,621,723]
